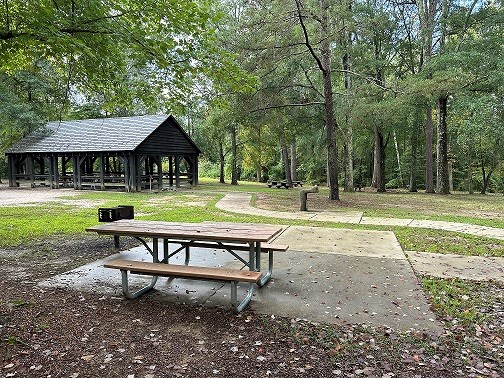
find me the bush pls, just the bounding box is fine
[198,159,220,179]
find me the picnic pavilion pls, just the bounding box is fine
[5,114,200,191]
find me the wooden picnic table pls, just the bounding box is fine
[86,220,286,312]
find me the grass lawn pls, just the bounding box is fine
[1,178,504,257]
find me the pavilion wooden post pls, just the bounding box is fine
[53,155,60,189]
[175,156,181,187]
[7,155,16,187]
[135,156,143,191]
[192,155,198,185]
[122,155,130,192]
[28,155,35,187]
[72,156,78,189]
[156,156,163,190]
[168,156,174,187]
[99,153,106,190]
[47,155,54,188]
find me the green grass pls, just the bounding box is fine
[421,277,495,326]
[0,205,97,247]
[395,227,504,257]
[1,183,504,258]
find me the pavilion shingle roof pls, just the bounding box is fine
[6,115,171,154]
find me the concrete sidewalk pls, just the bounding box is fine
[217,193,504,240]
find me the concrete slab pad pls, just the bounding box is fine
[38,243,249,308]
[39,231,442,332]
[407,251,504,283]
[251,250,441,332]
[272,226,406,260]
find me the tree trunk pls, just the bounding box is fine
[295,0,339,200]
[425,106,435,193]
[231,125,238,185]
[280,131,292,187]
[219,142,225,184]
[448,160,453,192]
[436,96,450,194]
[418,0,437,194]
[409,122,419,192]
[467,145,473,194]
[372,145,377,188]
[342,10,354,192]
[480,166,494,194]
[344,132,354,192]
[480,159,497,194]
[320,1,339,200]
[393,130,403,187]
[290,141,297,182]
[373,123,386,192]
[343,140,354,192]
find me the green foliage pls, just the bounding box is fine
[198,159,221,179]
[0,0,251,126]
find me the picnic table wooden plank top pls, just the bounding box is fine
[86,220,283,243]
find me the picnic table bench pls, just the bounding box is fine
[87,220,287,312]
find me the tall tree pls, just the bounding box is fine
[294,0,339,199]
[417,0,438,193]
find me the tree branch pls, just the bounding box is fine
[251,102,324,113]
[302,65,324,98]
[294,0,325,73]
[335,69,403,94]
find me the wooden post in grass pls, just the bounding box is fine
[300,186,319,211]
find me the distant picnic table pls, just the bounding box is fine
[267,180,303,189]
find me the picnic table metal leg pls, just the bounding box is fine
[257,249,273,287]
[230,282,255,313]
[114,235,120,250]
[255,242,261,271]
[185,244,190,265]
[153,238,159,262]
[120,269,158,299]
[133,237,159,263]
[248,242,256,271]
[163,239,169,263]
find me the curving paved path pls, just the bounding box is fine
[217,193,504,283]
[217,193,504,240]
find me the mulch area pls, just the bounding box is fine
[1,235,502,377]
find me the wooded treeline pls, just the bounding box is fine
[1,0,503,197]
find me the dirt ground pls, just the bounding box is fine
[1,235,502,378]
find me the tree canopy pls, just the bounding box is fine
[2,0,503,195]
